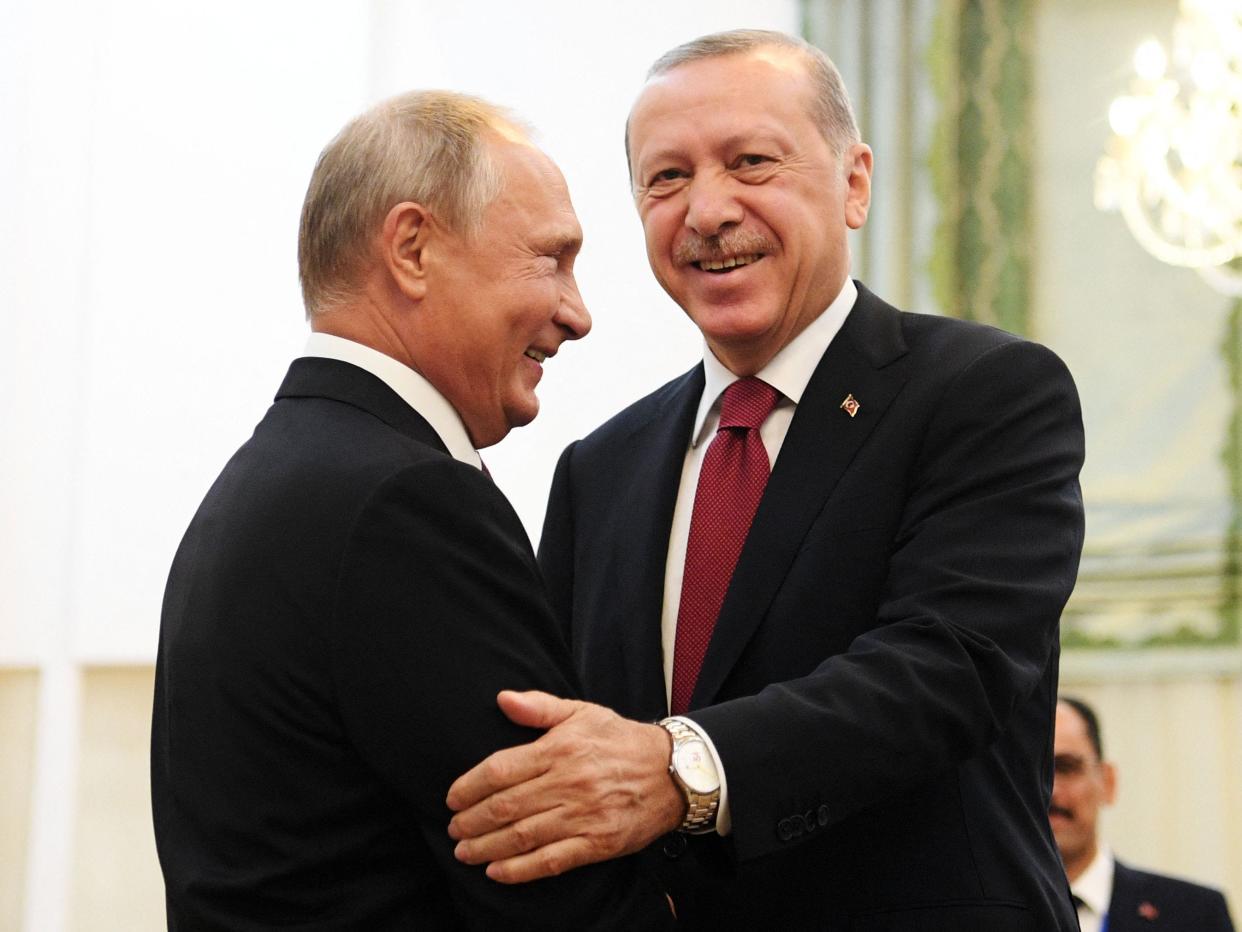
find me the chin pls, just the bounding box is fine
[504,403,539,432]
[689,305,780,338]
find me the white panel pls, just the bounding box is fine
[1032,0,1231,515]
[0,0,98,665]
[7,0,802,663]
[59,2,370,662]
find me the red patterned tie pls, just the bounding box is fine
[671,377,780,714]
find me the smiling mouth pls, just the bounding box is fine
[695,253,763,273]
[524,349,547,363]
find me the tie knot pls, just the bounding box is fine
[719,377,780,430]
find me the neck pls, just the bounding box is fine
[310,292,416,371]
[1063,840,1099,884]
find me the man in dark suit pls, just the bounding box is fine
[1054,697,1235,931]
[446,30,1086,930]
[150,90,672,930]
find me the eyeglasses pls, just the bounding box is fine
[1052,753,1096,778]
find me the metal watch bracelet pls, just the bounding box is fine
[658,718,720,834]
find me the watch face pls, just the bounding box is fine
[673,739,718,794]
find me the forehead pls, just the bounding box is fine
[1054,703,1093,752]
[487,139,582,244]
[629,50,817,149]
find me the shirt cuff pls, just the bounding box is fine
[666,714,731,836]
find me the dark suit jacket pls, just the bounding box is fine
[539,284,1086,930]
[1107,859,1235,932]
[152,357,671,931]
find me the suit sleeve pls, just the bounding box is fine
[330,459,671,930]
[539,441,579,646]
[687,339,1085,860]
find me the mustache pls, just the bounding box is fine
[675,230,777,265]
[1048,805,1073,820]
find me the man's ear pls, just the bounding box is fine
[844,143,873,231]
[380,201,432,301]
[1101,760,1118,806]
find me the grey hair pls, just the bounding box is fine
[297,90,526,316]
[626,29,860,181]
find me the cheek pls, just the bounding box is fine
[641,207,678,255]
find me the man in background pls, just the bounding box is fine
[447,29,1085,930]
[151,90,671,930]
[1054,696,1235,932]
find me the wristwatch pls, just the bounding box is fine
[658,718,720,834]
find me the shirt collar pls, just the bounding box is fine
[1072,844,1115,918]
[301,332,484,470]
[691,277,858,448]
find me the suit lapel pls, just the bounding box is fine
[1108,861,1156,932]
[609,367,704,718]
[690,285,911,709]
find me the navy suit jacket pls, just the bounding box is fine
[539,284,1086,930]
[152,357,671,931]
[1107,859,1235,932]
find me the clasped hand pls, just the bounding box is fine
[446,690,685,883]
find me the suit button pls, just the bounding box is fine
[777,818,794,842]
[662,833,687,858]
[817,804,829,827]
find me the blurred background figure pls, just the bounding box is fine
[1053,696,1236,932]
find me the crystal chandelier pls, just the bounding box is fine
[1095,0,1242,294]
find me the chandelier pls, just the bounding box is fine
[1094,0,1242,294]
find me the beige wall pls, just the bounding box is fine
[68,668,164,932]
[0,668,164,931]
[0,670,38,928]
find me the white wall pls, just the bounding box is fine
[0,0,800,666]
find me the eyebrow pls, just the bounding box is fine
[635,130,791,171]
[538,231,582,256]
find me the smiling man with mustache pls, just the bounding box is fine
[448,29,1087,930]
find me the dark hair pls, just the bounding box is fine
[1059,695,1104,759]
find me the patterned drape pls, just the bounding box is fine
[926,0,1032,336]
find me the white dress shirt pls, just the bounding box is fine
[302,332,484,470]
[1071,845,1115,932]
[665,278,858,835]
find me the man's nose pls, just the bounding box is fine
[685,172,743,237]
[1050,778,1067,805]
[556,275,591,341]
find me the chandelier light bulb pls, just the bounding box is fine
[1134,38,1168,81]
[1190,50,1224,90]
[1109,96,1144,137]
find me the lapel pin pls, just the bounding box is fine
[840,394,860,418]
[1137,901,1160,921]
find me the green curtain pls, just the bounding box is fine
[927,0,1033,335]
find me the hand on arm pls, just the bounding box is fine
[446,690,686,883]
